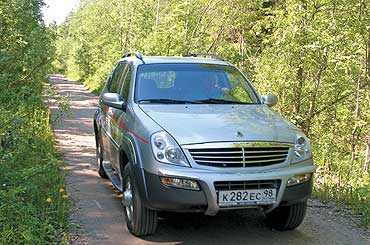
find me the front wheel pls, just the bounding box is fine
[265,201,307,231]
[122,165,158,236]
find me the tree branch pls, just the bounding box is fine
[9,58,51,87]
[311,81,369,118]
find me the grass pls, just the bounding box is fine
[314,168,370,227]
[0,92,70,244]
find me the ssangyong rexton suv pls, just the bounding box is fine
[93,52,315,236]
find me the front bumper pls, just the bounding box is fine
[143,159,315,215]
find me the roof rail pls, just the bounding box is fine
[183,53,225,61]
[122,52,144,61]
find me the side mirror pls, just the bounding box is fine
[261,94,278,107]
[102,93,126,110]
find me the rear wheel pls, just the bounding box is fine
[96,135,108,179]
[122,165,158,236]
[265,201,307,231]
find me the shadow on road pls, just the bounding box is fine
[140,210,311,245]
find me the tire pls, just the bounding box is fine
[122,165,158,236]
[265,201,307,231]
[96,134,108,179]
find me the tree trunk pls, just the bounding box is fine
[155,0,160,28]
[304,50,328,135]
[239,31,245,68]
[366,20,370,86]
[293,66,304,114]
[350,77,361,164]
[364,28,370,172]
[365,135,370,172]
[207,24,225,53]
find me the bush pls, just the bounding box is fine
[0,0,69,243]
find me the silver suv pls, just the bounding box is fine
[93,52,315,236]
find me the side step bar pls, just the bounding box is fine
[102,162,123,192]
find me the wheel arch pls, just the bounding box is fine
[119,147,130,176]
[93,111,101,147]
[119,136,149,203]
[93,120,99,143]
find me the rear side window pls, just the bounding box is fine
[109,63,125,93]
[121,65,132,99]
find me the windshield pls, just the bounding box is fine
[135,63,260,104]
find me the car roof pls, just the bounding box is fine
[119,56,231,66]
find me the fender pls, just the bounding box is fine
[120,131,150,205]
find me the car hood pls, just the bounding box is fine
[139,104,299,145]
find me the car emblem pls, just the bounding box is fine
[236,131,244,138]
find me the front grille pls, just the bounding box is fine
[188,146,290,168]
[214,179,281,191]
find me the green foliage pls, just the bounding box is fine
[57,0,369,224]
[0,0,69,243]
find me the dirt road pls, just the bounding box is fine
[49,75,369,245]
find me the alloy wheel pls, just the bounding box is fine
[123,179,134,223]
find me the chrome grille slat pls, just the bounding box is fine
[244,150,288,154]
[244,153,287,159]
[188,144,290,168]
[195,160,245,164]
[190,151,243,154]
[193,155,243,159]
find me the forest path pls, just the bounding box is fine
[49,75,369,245]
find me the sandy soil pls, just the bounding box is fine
[49,75,369,245]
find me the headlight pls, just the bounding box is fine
[292,133,312,163]
[151,131,190,167]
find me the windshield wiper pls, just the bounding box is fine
[138,99,197,104]
[138,98,254,104]
[194,98,251,104]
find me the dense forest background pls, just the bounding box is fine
[0,0,369,242]
[55,0,370,223]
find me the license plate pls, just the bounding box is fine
[218,189,276,207]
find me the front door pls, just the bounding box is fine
[110,63,133,175]
[101,62,126,172]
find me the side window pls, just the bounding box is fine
[121,65,132,99]
[109,63,125,93]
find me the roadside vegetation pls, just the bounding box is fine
[0,0,69,243]
[55,0,370,225]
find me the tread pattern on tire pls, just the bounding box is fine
[266,201,307,231]
[132,199,158,236]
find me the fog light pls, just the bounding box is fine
[160,177,200,191]
[287,173,311,187]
